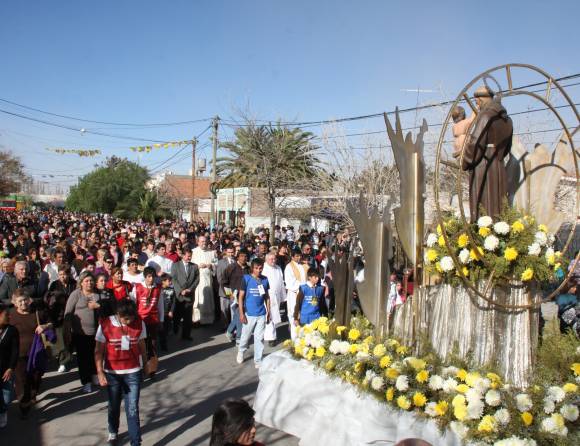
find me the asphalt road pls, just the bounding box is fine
[1,324,299,446]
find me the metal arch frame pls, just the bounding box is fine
[434,63,580,310]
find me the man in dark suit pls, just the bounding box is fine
[170,247,199,340]
[216,244,235,329]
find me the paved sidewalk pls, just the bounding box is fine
[1,325,299,446]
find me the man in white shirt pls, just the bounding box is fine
[146,243,173,276]
[284,248,308,340]
[263,252,286,344]
[123,258,144,286]
[44,248,65,286]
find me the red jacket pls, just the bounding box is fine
[135,283,161,325]
[101,316,143,372]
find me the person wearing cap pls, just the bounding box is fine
[462,85,513,221]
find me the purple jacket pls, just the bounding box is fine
[26,328,56,374]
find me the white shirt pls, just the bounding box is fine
[146,255,173,275]
[123,271,144,286]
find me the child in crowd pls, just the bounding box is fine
[159,273,176,351]
[210,399,264,446]
[293,268,328,326]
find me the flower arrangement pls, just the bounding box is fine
[424,207,566,287]
[284,316,580,446]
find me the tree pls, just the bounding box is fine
[66,157,150,216]
[135,190,171,223]
[0,151,29,196]
[217,122,321,242]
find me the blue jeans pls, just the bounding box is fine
[106,371,142,446]
[0,377,14,414]
[227,302,242,341]
[238,314,267,364]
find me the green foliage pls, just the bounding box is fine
[66,157,150,217]
[0,151,29,196]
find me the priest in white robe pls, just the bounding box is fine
[191,235,217,325]
[284,249,308,340]
[263,252,286,342]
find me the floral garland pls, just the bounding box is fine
[284,316,580,445]
[424,207,566,287]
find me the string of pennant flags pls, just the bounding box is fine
[130,139,194,152]
[46,148,102,157]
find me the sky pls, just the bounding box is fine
[0,0,578,193]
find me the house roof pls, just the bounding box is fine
[161,175,212,199]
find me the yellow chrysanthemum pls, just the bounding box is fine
[452,395,466,407]
[511,220,525,233]
[456,384,470,394]
[385,367,400,380]
[349,344,359,354]
[435,262,443,273]
[303,325,313,334]
[464,372,481,387]
[438,235,446,247]
[486,372,501,383]
[563,382,578,393]
[363,335,374,345]
[283,339,292,347]
[373,344,387,358]
[538,224,548,233]
[294,345,303,356]
[521,268,534,282]
[426,249,438,262]
[379,355,392,368]
[386,339,399,348]
[315,346,326,358]
[434,401,449,416]
[310,319,320,330]
[348,328,361,341]
[477,415,496,433]
[413,392,427,407]
[416,370,429,383]
[456,369,467,381]
[396,345,408,355]
[386,387,395,401]
[354,362,363,374]
[436,224,443,235]
[324,359,335,371]
[571,363,580,376]
[504,247,518,262]
[318,322,330,335]
[299,338,306,347]
[457,233,469,248]
[478,227,491,237]
[460,266,469,277]
[521,412,533,426]
[453,404,467,421]
[397,395,411,410]
[305,348,314,361]
[470,246,484,261]
[336,325,347,335]
[547,254,556,265]
[406,357,427,371]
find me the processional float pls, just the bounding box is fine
[337,63,579,387]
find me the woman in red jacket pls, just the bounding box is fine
[106,267,133,301]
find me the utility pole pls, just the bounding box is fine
[190,138,197,222]
[210,116,219,228]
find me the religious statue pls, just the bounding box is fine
[462,86,513,222]
[451,105,475,159]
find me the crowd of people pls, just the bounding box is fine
[0,210,352,444]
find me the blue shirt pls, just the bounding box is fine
[242,274,269,317]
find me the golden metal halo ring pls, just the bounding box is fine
[434,63,580,310]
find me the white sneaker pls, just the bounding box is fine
[57,365,67,373]
[0,411,7,428]
[236,351,244,364]
[81,383,93,393]
[107,432,117,443]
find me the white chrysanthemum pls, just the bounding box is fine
[543,398,555,414]
[441,366,459,377]
[356,351,370,360]
[493,437,537,446]
[527,242,541,256]
[466,399,484,420]
[515,393,533,412]
[424,402,438,417]
[560,404,579,421]
[478,216,493,228]
[450,421,469,439]
[458,248,471,264]
[540,414,568,436]
[484,235,500,251]
[371,376,385,391]
[547,386,566,403]
[466,388,482,405]
[365,370,377,381]
[329,340,341,354]
[494,408,511,425]
[473,377,491,394]
[428,375,444,391]
[442,377,458,393]
[395,375,409,392]
[494,221,510,235]
[440,256,455,272]
[535,231,548,246]
[426,233,438,248]
[485,389,502,407]
[548,233,556,245]
[544,246,555,259]
[310,335,324,349]
[338,341,350,355]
